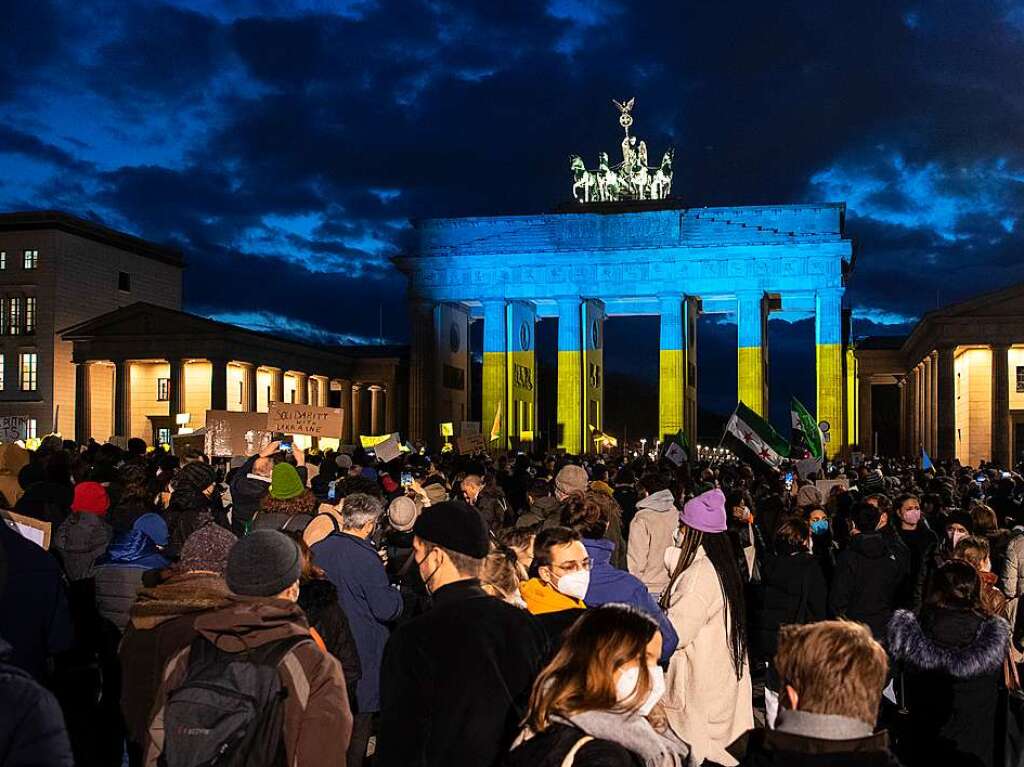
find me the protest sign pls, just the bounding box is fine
[457,433,487,454]
[374,433,402,463]
[360,434,393,449]
[796,457,823,481]
[205,410,273,457]
[0,416,32,442]
[171,432,206,457]
[267,402,345,438]
[3,510,51,549]
[815,478,849,497]
[439,422,454,437]
[459,421,480,436]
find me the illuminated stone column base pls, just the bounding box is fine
[557,349,582,454]
[483,351,507,450]
[658,348,685,440]
[737,346,766,417]
[816,342,844,458]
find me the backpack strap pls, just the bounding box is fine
[560,735,594,767]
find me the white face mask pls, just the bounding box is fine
[615,664,665,717]
[555,569,590,601]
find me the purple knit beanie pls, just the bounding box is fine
[680,488,727,533]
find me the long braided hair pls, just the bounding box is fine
[660,524,748,680]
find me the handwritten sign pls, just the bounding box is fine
[439,422,454,437]
[205,410,274,457]
[374,434,402,463]
[0,416,32,442]
[457,433,487,454]
[1,510,51,549]
[815,478,849,497]
[267,402,345,438]
[360,434,393,448]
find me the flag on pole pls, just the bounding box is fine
[724,402,790,468]
[489,399,503,443]
[662,428,690,466]
[921,447,934,471]
[790,397,824,460]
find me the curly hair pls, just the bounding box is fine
[560,493,608,539]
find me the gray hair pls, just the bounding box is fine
[341,492,383,530]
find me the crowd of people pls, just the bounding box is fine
[2,431,1024,767]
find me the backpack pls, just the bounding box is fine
[154,635,309,767]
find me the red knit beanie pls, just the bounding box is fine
[72,481,110,516]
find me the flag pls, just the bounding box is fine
[489,399,503,443]
[662,428,689,466]
[921,447,934,471]
[724,402,790,468]
[790,397,824,460]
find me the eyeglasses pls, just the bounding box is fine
[550,558,592,574]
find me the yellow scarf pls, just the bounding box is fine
[520,577,585,614]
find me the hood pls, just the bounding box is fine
[520,577,585,614]
[97,529,167,566]
[636,489,676,513]
[589,480,614,497]
[531,495,562,515]
[889,608,1008,678]
[130,572,232,629]
[583,537,615,566]
[194,596,310,652]
[848,532,892,559]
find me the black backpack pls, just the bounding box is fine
[155,634,309,767]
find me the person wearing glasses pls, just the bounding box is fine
[520,527,590,655]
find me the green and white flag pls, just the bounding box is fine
[724,402,790,468]
[790,396,824,460]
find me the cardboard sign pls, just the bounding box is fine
[815,478,849,497]
[374,433,402,463]
[459,421,480,436]
[796,457,823,481]
[171,432,206,457]
[439,422,454,438]
[0,416,32,442]
[360,434,393,449]
[3,510,51,549]
[205,410,274,458]
[267,402,345,438]
[457,433,487,454]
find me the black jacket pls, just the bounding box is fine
[752,551,827,662]
[226,455,270,534]
[892,525,937,610]
[0,637,74,767]
[377,579,548,767]
[506,722,643,767]
[728,727,903,767]
[888,607,1009,767]
[829,532,908,640]
[297,577,362,704]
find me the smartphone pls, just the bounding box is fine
[976,473,987,483]
[1003,472,1012,479]
[401,471,413,487]
[327,480,337,501]
[785,471,794,489]
[280,441,292,452]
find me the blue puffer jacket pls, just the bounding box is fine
[583,538,678,663]
[93,529,170,631]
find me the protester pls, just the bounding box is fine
[93,513,171,631]
[108,464,155,534]
[164,461,217,550]
[627,473,679,596]
[891,493,937,609]
[516,478,561,529]
[554,463,627,568]
[480,546,526,605]
[311,492,402,767]
[253,462,317,532]
[144,530,351,766]
[376,501,547,767]
[227,441,281,534]
[660,487,753,767]
[508,604,693,767]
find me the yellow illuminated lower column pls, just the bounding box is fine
[816,288,845,457]
[658,296,684,440]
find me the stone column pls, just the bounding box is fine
[113,358,131,437]
[557,297,583,454]
[210,358,228,411]
[351,383,363,439]
[244,364,258,412]
[482,300,507,449]
[384,385,396,434]
[683,296,700,446]
[923,353,934,456]
[659,295,685,442]
[931,351,940,457]
[936,346,955,461]
[815,288,845,457]
[407,300,436,444]
[858,376,873,453]
[75,362,91,444]
[369,384,383,435]
[737,290,768,418]
[992,344,1010,467]
[168,358,186,421]
[913,363,923,452]
[896,377,907,457]
[270,368,284,405]
[293,373,308,405]
[338,379,353,442]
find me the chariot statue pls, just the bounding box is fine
[570,98,674,204]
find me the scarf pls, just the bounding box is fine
[555,711,694,767]
[774,709,873,740]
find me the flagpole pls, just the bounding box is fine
[717,401,740,451]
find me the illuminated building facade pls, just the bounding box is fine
[396,201,854,456]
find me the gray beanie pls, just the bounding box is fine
[226,530,301,597]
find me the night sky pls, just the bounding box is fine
[3,1,1024,438]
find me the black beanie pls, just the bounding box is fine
[412,500,489,559]
[226,530,301,597]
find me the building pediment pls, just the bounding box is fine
[60,303,221,340]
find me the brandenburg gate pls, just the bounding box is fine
[394,101,854,456]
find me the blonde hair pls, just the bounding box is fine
[953,535,990,569]
[775,621,888,725]
[480,547,521,602]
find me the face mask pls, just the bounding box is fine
[555,570,590,601]
[615,664,665,717]
[810,519,829,535]
[416,550,443,593]
[901,509,922,526]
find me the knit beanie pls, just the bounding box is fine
[412,500,489,558]
[269,463,305,500]
[176,462,216,493]
[180,523,237,575]
[554,464,589,497]
[680,488,727,533]
[335,454,353,470]
[133,512,169,547]
[388,496,418,532]
[226,530,300,597]
[72,481,110,516]
[796,484,824,509]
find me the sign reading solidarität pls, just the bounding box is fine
[0,416,32,442]
[267,402,345,438]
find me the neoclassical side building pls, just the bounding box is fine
[854,282,1024,466]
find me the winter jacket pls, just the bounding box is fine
[302,504,344,548]
[0,522,73,680]
[520,577,585,614]
[984,529,1012,580]
[53,511,112,581]
[108,498,154,535]
[1001,533,1024,598]
[893,524,938,610]
[311,531,403,712]
[751,551,827,662]
[0,637,74,767]
[888,607,1009,767]
[614,484,640,532]
[627,489,679,595]
[119,573,233,751]
[507,722,644,767]
[728,726,904,766]
[583,538,678,664]
[829,531,908,640]
[144,597,351,767]
[93,530,170,631]
[662,544,753,767]
[297,576,362,702]
[226,455,272,534]
[164,492,214,552]
[515,495,562,530]
[377,579,547,767]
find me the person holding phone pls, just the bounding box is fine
[228,440,306,536]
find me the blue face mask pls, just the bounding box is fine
[810,519,829,535]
